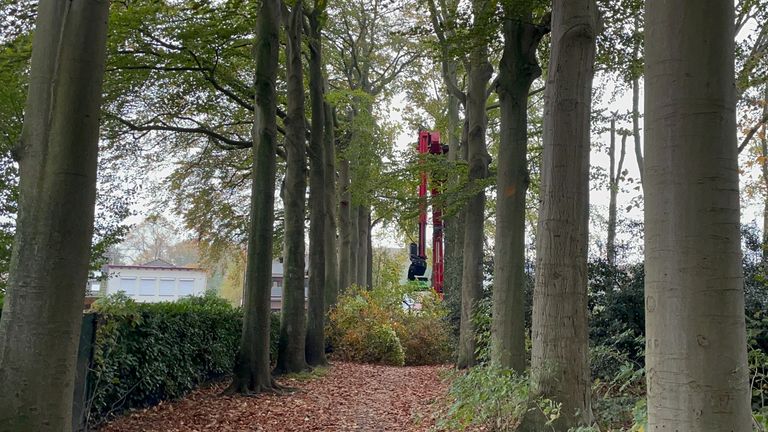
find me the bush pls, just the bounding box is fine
[328,284,453,366]
[87,293,279,424]
[436,366,559,431]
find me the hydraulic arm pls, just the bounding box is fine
[407,130,446,295]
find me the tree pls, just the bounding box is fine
[275,0,309,375]
[644,1,752,429]
[119,214,179,264]
[305,0,329,366]
[0,0,110,429]
[457,0,494,369]
[325,0,418,290]
[527,0,598,428]
[606,116,627,266]
[227,0,281,394]
[490,2,549,372]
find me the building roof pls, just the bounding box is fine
[105,259,205,272]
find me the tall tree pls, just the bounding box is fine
[490,3,548,372]
[338,159,352,290]
[227,0,281,394]
[644,0,752,429]
[305,0,328,366]
[323,98,339,309]
[457,0,494,369]
[275,0,309,375]
[0,0,110,430]
[606,116,627,266]
[527,0,598,428]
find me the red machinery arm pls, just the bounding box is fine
[407,130,446,295]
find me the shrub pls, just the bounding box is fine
[328,284,453,366]
[436,366,559,431]
[87,293,280,424]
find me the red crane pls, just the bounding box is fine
[407,130,446,295]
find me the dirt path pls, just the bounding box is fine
[97,362,451,432]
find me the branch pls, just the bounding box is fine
[110,115,252,149]
[738,112,768,154]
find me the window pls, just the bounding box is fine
[159,278,176,296]
[271,278,282,297]
[119,277,137,296]
[179,279,195,296]
[140,278,157,296]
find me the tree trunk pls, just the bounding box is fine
[356,206,369,288]
[367,215,373,288]
[644,1,752,429]
[338,159,352,292]
[349,204,359,285]
[491,12,546,372]
[228,0,281,394]
[305,5,327,367]
[457,0,493,369]
[528,0,597,429]
[323,100,339,310]
[632,76,644,191]
[275,0,308,375]
[761,84,768,272]
[0,1,109,430]
[606,118,626,266]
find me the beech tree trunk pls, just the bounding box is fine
[305,3,327,367]
[491,11,546,372]
[338,159,352,291]
[631,17,644,192]
[644,1,752,429]
[349,204,359,285]
[356,206,369,288]
[632,76,644,190]
[606,118,626,266]
[0,1,109,430]
[366,216,373,288]
[323,100,339,309]
[275,0,308,375]
[528,0,597,429]
[229,0,282,394]
[761,85,768,271]
[457,0,493,369]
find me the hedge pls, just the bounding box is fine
[88,293,279,424]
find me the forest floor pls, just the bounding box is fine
[97,362,452,432]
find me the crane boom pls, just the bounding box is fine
[407,130,446,295]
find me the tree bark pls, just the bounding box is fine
[338,159,352,291]
[644,1,752,429]
[606,118,626,266]
[323,100,339,310]
[0,1,109,430]
[228,0,282,394]
[528,0,597,429]
[632,76,644,190]
[761,84,768,272]
[305,3,327,367]
[457,0,493,369]
[349,203,359,285]
[491,11,546,372]
[356,206,369,288]
[366,214,373,288]
[275,0,309,375]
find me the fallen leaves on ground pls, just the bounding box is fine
[97,362,452,432]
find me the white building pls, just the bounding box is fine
[103,259,208,303]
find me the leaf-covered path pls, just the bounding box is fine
[98,362,451,431]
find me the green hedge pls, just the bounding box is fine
[88,293,279,424]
